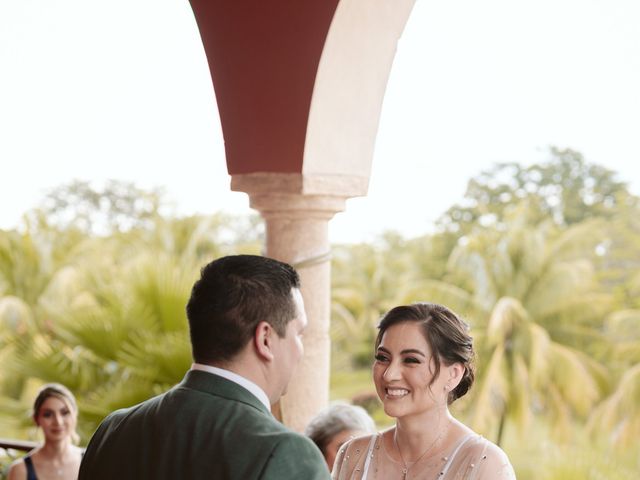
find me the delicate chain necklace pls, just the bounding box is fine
[393,427,444,480]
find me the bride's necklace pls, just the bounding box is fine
[393,428,444,480]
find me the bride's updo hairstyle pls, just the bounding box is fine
[375,302,475,404]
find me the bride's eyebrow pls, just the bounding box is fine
[376,346,426,357]
[400,349,426,357]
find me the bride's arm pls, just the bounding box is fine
[331,440,348,480]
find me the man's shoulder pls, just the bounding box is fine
[98,391,166,425]
[267,426,317,447]
[258,429,330,479]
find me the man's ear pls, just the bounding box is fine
[254,321,275,362]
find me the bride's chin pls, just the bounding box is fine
[382,403,403,417]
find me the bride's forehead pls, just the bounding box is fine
[379,322,428,347]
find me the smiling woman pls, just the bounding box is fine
[7,383,83,480]
[332,303,515,480]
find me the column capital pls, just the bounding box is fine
[231,172,367,220]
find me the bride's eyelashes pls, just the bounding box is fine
[373,353,422,365]
[374,353,389,362]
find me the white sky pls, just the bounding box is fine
[1,0,639,243]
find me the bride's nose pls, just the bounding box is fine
[382,360,401,381]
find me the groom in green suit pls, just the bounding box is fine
[79,255,330,479]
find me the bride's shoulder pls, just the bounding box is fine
[339,431,379,456]
[332,432,380,479]
[458,435,515,477]
[462,435,504,453]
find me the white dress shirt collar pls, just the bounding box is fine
[190,363,271,412]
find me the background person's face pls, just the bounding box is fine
[35,396,76,442]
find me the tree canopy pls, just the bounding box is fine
[438,147,632,234]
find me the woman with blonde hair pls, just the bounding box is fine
[7,383,83,480]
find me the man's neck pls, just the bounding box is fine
[191,363,271,411]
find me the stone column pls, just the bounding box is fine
[232,173,366,432]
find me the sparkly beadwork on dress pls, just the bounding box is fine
[332,432,516,480]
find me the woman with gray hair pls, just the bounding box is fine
[305,403,376,469]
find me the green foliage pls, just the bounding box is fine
[535,441,638,480]
[439,147,632,233]
[445,215,615,443]
[595,197,640,295]
[502,419,638,480]
[580,308,640,448]
[2,157,640,469]
[0,206,260,440]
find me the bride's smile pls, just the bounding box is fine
[385,387,410,398]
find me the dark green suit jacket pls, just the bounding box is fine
[78,370,330,479]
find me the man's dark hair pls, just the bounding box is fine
[186,254,301,364]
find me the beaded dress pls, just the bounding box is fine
[331,432,516,480]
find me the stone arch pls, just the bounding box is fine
[189,0,416,431]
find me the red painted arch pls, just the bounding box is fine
[189,0,340,175]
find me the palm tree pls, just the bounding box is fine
[0,214,259,441]
[4,246,198,440]
[331,239,415,368]
[0,221,89,375]
[587,309,640,447]
[444,209,611,444]
[330,232,476,370]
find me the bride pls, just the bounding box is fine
[332,303,515,479]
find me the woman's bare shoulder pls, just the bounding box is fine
[7,457,27,480]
